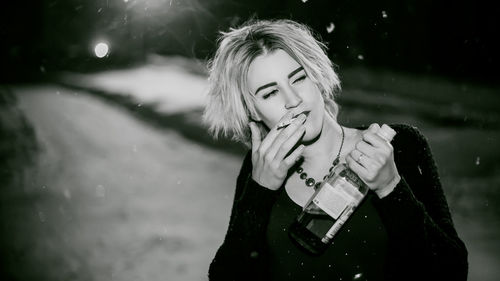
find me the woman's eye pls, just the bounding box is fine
[293,75,306,84]
[263,90,278,99]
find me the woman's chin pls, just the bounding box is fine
[301,128,322,144]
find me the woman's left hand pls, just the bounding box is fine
[346,123,401,198]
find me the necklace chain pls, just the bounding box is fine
[296,125,345,189]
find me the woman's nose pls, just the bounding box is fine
[284,88,303,109]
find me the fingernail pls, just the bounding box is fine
[295,156,303,162]
[297,113,306,121]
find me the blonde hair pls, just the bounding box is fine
[203,19,341,147]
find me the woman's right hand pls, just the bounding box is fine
[248,111,307,190]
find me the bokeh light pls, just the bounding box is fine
[94,42,109,58]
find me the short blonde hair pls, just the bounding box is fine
[203,19,341,147]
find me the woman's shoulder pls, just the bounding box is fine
[388,124,435,167]
[389,123,430,149]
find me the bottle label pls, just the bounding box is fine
[312,178,363,220]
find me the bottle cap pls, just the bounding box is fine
[377,124,396,142]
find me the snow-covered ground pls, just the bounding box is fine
[7,84,239,281]
[59,55,209,114]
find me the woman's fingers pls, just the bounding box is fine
[282,144,305,168]
[258,111,296,153]
[346,123,399,193]
[248,111,305,191]
[349,149,364,164]
[346,153,369,179]
[355,141,376,158]
[267,113,307,161]
[273,123,306,162]
[363,130,387,146]
[363,132,391,152]
[249,122,261,153]
[368,123,380,133]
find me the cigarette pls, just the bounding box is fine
[277,117,297,130]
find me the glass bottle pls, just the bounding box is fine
[288,124,396,255]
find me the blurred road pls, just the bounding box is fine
[5,85,240,281]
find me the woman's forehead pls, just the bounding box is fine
[246,50,302,91]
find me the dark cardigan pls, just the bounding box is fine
[209,124,468,281]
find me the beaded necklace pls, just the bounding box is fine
[295,125,345,189]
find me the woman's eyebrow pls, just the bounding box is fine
[287,66,304,79]
[254,66,304,96]
[254,82,277,96]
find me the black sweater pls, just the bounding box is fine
[209,124,468,281]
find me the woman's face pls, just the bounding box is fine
[247,49,326,141]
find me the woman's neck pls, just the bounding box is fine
[300,113,344,173]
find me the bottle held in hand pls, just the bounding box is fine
[288,124,396,255]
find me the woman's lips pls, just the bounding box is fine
[293,110,310,119]
[277,111,310,130]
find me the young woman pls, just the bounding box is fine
[203,19,467,281]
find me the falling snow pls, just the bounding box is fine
[326,22,335,33]
[96,184,106,197]
[38,211,46,223]
[159,225,168,240]
[353,273,363,280]
[475,157,480,165]
[63,189,71,199]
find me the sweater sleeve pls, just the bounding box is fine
[208,151,279,281]
[372,124,468,280]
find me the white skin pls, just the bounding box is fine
[247,49,400,199]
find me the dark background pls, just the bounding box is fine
[1,0,499,84]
